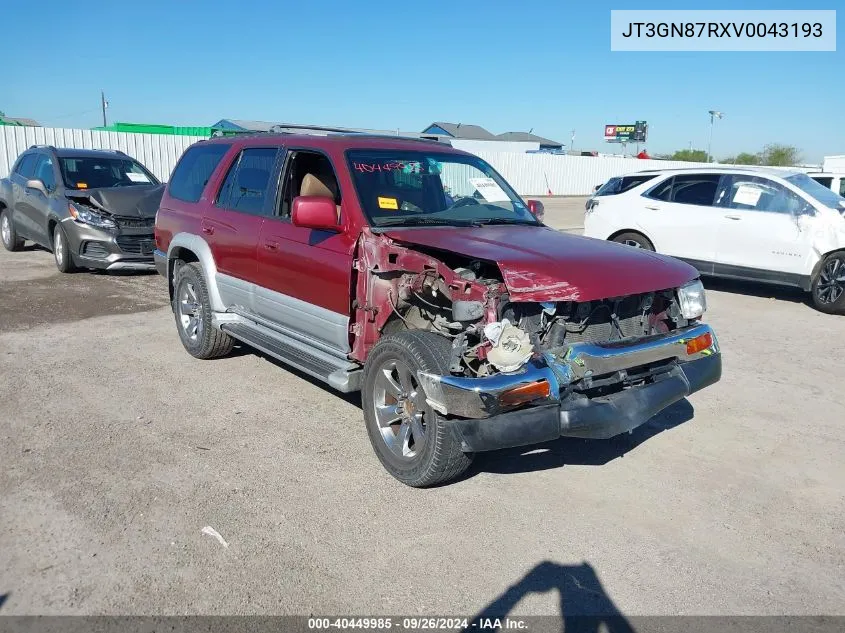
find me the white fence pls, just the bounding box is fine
[0,125,808,197]
[0,126,204,182]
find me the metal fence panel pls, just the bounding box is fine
[0,126,204,182]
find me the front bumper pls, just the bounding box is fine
[417,323,721,452]
[63,219,155,271]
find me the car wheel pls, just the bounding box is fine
[362,330,473,487]
[173,262,234,359]
[53,224,77,273]
[812,253,845,314]
[612,231,654,251]
[1,209,24,251]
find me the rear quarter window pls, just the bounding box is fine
[13,154,38,179]
[168,144,232,203]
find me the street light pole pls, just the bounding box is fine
[707,110,723,162]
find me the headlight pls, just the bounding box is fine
[677,279,707,320]
[68,203,116,229]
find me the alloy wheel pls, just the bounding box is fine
[623,239,643,249]
[177,280,203,341]
[816,257,845,305]
[1,215,10,247]
[372,358,428,459]
[54,230,64,266]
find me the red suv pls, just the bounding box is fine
[154,132,721,487]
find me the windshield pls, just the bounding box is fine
[346,150,538,228]
[785,173,845,209]
[59,156,160,189]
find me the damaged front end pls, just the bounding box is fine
[354,230,722,452]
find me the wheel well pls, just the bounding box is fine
[810,249,845,284]
[607,229,654,249]
[167,247,200,301]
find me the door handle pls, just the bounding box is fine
[201,225,214,235]
[724,214,741,220]
[264,240,279,251]
[644,205,660,211]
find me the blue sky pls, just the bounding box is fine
[2,0,842,162]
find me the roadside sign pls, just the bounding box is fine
[604,121,648,143]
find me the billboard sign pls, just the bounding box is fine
[604,121,648,143]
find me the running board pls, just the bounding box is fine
[219,320,362,393]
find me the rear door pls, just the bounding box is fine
[636,173,723,268]
[206,147,281,309]
[713,174,816,279]
[10,153,40,241]
[254,149,355,353]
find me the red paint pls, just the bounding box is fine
[383,225,699,302]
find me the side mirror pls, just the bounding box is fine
[594,184,602,192]
[26,179,48,196]
[526,199,545,222]
[292,196,339,231]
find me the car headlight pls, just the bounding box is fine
[677,279,707,320]
[68,203,116,229]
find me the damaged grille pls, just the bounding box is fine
[116,235,155,255]
[114,216,155,229]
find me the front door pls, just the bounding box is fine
[637,174,724,269]
[20,154,59,245]
[713,174,816,280]
[254,150,355,353]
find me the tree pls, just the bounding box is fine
[670,149,709,162]
[733,152,761,165]
[759,144,801,167]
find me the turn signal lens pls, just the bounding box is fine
[686,332,713,355]
[67,203,79,219]
[499,380,551,407]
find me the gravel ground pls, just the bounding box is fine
[1,201,843,617]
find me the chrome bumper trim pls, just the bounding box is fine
[417,324,718,420]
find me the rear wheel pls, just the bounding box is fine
[612,231,654,251]
[812,253,845,314]
[52,224,77,273]
[362,331,473,487]
[173,262,234,358]
[1,209,24,251]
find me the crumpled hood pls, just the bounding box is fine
[384,225,699,302]
[66,184,164,218]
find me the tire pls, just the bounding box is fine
[52,224,78,273]
[172,262,234,359]
[1,208,24,251]
[811,253,845,315]
[362,330,473,487]
[612,231,654,251]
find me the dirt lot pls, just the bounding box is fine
[1,198,843,617]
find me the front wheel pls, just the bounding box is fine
[53,224,77,273]
[362,331,473,487]
[172,262,234,358]
[812,253,845,314]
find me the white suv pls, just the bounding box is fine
[583,167,845,313]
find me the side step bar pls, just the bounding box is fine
[219,320,362,393]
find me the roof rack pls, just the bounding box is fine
[209,125,448,145]
[29,144,57,152]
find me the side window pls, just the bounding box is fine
[812,176,833,189]
[13,154,38,179]
[723,175,805,214]
[33,155,57,191]
[839,179,845,198]
[278,151,340,219]
[168,144,231,203]
[670,174,721,206]
[215,147,279,215]
[645,176,674,201]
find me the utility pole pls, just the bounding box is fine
[101,91,108,128]
[707,110,723,162]
[570,129,575,154]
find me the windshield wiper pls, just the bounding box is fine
[374,217,478,228]
[469,218,539,226]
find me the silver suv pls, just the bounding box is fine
[0,145,163,272]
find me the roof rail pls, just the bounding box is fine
[29,144,57,152]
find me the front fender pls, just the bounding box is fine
[166,232,225,312]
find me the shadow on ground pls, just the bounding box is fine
[464,561,634,633]
[702,276,809,306]
[0,593,8,610]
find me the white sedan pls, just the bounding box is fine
[583,167,845,313]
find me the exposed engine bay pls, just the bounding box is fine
[353,232,691,382]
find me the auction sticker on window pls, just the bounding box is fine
[733,184,763,206]
[469,177,509,202]
[378,196,399,210]
[125,172,151,183]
